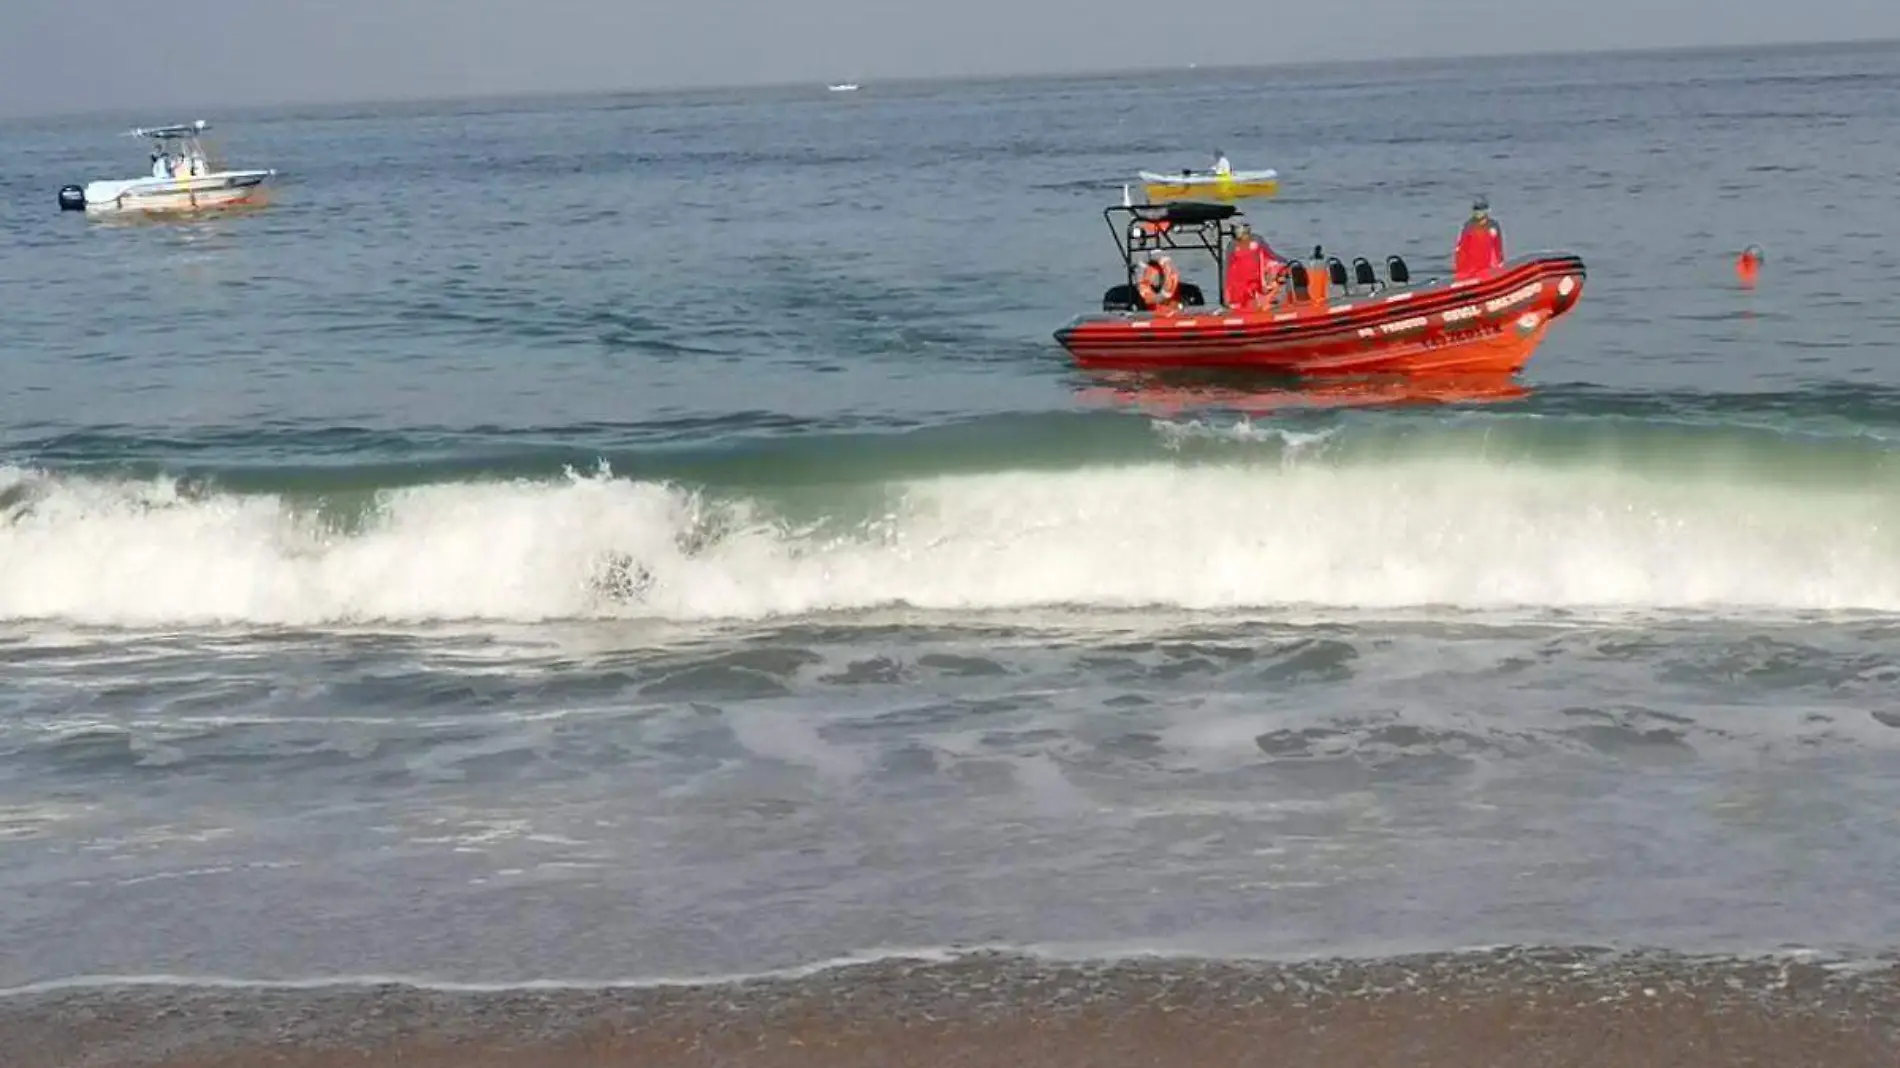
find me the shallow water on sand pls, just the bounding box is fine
[2,41,1900,1005]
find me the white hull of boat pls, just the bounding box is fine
[80,169,274,215]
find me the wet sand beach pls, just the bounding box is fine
[9,948,1899,1068]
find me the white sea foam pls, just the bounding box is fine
[1,456,1896,627]
[0,940,1878,1000]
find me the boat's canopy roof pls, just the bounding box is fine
[127,120,209,140]
[1112,201,1241,226]
[1102,201,1246,273]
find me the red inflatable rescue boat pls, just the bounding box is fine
[1053,201,1586,375]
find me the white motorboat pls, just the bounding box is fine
[827,83,860,92]
[58,120,275,217]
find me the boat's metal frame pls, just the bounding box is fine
[1104,200,1242,307]
[1101,200,1426,313]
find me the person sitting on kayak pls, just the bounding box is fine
[1212,149,1232,176]
[1453,196,1506,279]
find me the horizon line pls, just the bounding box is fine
[10,33,1897,125]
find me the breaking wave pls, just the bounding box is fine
[3,420,1898,626]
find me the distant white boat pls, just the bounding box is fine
[828,83,860,92]
[58,120,275,217]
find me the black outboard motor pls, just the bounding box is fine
[58,184,86,211]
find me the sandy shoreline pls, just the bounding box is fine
[8,947,1899,1068]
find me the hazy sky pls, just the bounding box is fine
[4,0,1898,118]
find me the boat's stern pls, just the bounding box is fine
[1053,311,1132,357]
[80,179,139,207]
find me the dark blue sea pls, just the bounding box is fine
[3,40,1900,1001]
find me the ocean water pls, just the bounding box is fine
[2,41,1900,991]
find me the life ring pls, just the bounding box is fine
[1136,257,1180,309]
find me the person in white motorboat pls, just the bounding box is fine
[147,144,208,180]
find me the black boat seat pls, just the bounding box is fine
[1327,257,1349,290]
[1387,255,1411,285]
[1286,262,1312,302]
[1353,257,1381,291]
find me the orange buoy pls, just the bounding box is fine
[1735,245,1763,287]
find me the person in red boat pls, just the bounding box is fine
[1253,229,1287,302]
[1223,223,1284,309]
[1453,196,1506,279]
[1222,227,1261,308]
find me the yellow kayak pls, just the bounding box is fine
[1139,168,1279,202]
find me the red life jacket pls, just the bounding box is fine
[1225,240,1277,307]
[1223,247,1255,307]
[1255,241,1285,282]
[1454,217,1505,279]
